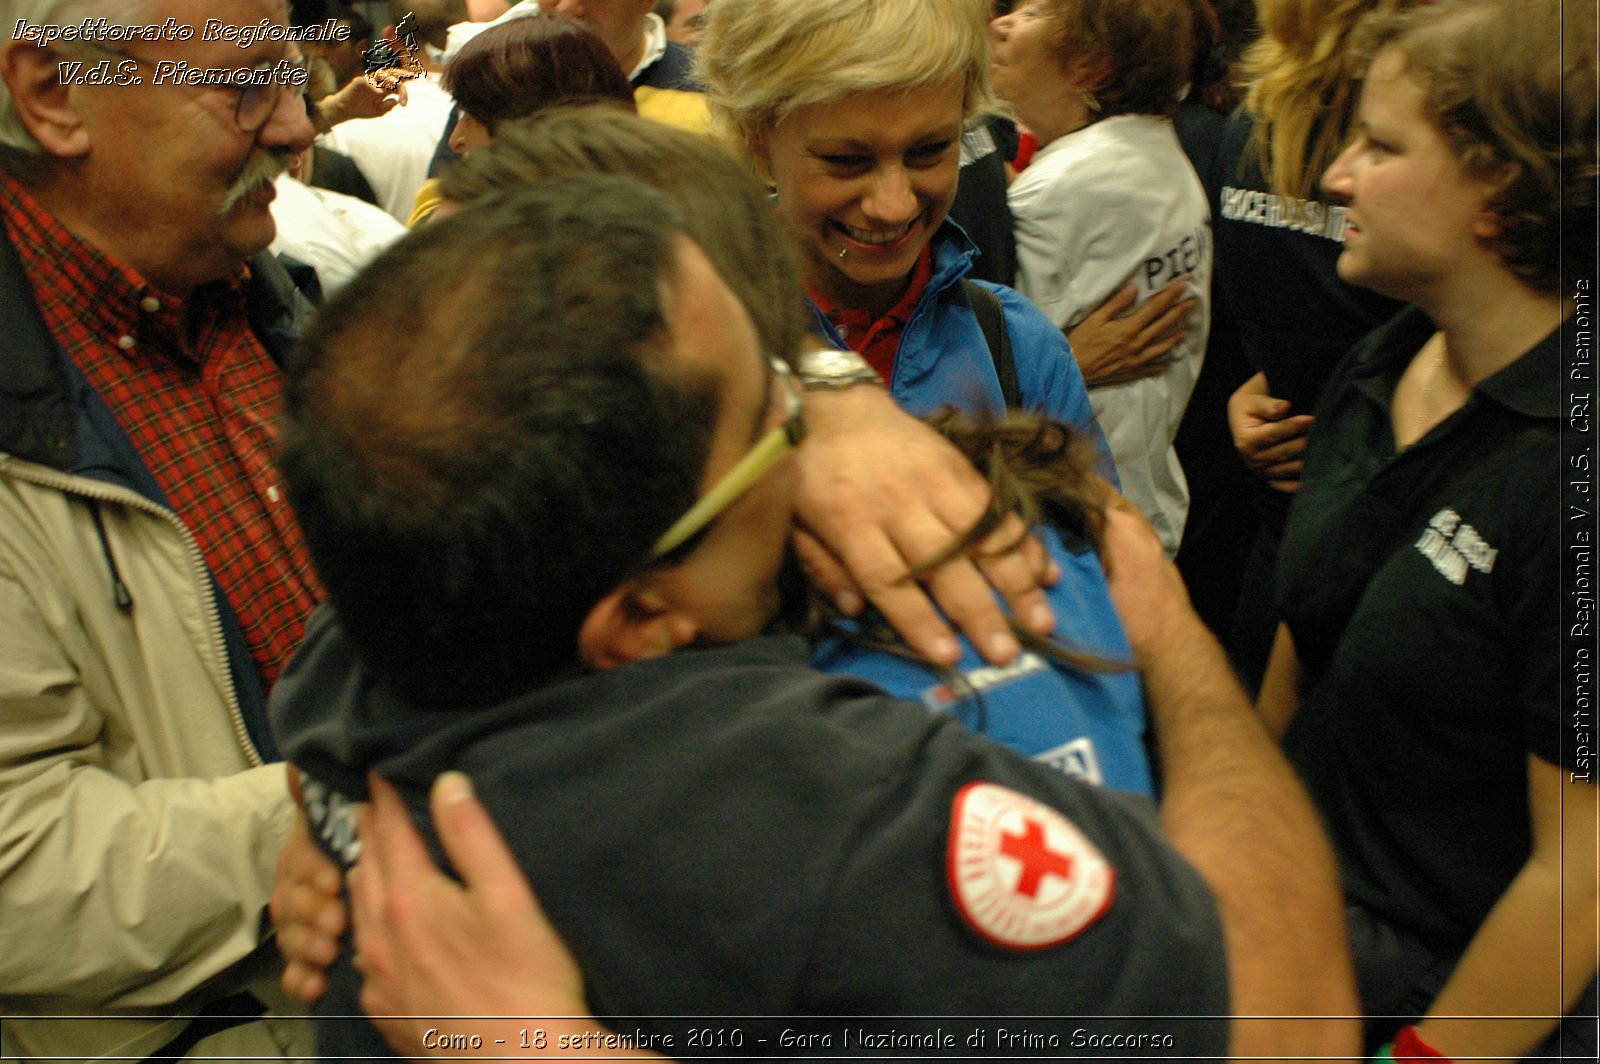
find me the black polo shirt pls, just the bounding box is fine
[1278,306,1565,949]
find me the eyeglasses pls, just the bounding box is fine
[649,356,806,560]
[75,43,311,133]
[233,58,314,132]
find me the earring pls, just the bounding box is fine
[1079,87,1101,114]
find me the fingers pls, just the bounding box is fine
[800,508,1043,666]
[1234,414,1314,458]
[1088,282,1139,323]
[271,808,346,1003]
[1246,427,1310,464]
[282,959,328,1005]
[822,517,965,665]
[1227,390,1294,431]
[972,515,1058,637]
[913,556,1018,664]
[361,776,430,903]
[1261,455,1305,490]
[1130,298,1194,357]
[791,386,1048,666]
[1133,279,1189,318]
[1098,502,1193,659]
[864,484,1035,665]
[791,528,865,616]
[428,773,534,915]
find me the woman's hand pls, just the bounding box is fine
[1228,371,1314,492]
[1068,282,1195,387]
[792,385,1059,667]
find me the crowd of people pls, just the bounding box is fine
[0,0,1593,1061]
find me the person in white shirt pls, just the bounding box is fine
[991,0,1211,556]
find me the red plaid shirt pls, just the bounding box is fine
[0,169,320,688]
[807,245,934,385]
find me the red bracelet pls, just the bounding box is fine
[1393,1025,1453,1062]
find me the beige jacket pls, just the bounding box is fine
[0,455,309,1060]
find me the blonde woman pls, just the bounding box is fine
[1215,0,1417,686]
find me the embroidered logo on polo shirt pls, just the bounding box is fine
[946,782,1115,951]
[1414,508,1498,586]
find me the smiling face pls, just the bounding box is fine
[1321,47,1496,306]
[749,76,964,317]
[31,0,315,292]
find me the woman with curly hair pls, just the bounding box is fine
[1262,1,1597,1056]
[989,0,1211,558]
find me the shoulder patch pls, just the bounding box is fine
[946,782,1115,951]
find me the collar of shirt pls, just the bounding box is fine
[0,166,249,370]
[1349,304,1563,423]
[807,244,934,385]
[631,11,669,82]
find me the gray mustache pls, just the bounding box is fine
[220,152,293,214]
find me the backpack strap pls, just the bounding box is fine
[962,279,1021,409]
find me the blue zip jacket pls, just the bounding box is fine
[806,221,1117,478]
[813,525,1153,796]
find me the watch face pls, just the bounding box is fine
[799,347,879,386]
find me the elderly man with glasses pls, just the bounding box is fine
[0,0,318,1058]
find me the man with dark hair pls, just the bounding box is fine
[0,0,317,1058]
[272,175,1356,1061]
[311,3,375,83]
[652,0,708,46]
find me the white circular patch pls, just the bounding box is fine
[945,782,1116,951]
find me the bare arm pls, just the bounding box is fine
[1411,759,1598,1062]
[1256,623,1302,740]
[792,383,1058,667]
[1099,495,1358,1058]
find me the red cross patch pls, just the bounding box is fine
[945,782,1115,950]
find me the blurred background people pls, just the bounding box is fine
[408,13,637,223]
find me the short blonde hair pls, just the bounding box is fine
[694,0,997,140]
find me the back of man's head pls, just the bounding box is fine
[281,177,719,706]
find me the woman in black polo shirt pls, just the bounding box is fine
[1259,0,1597,1058]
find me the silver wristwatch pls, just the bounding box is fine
[795,347,884,390]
